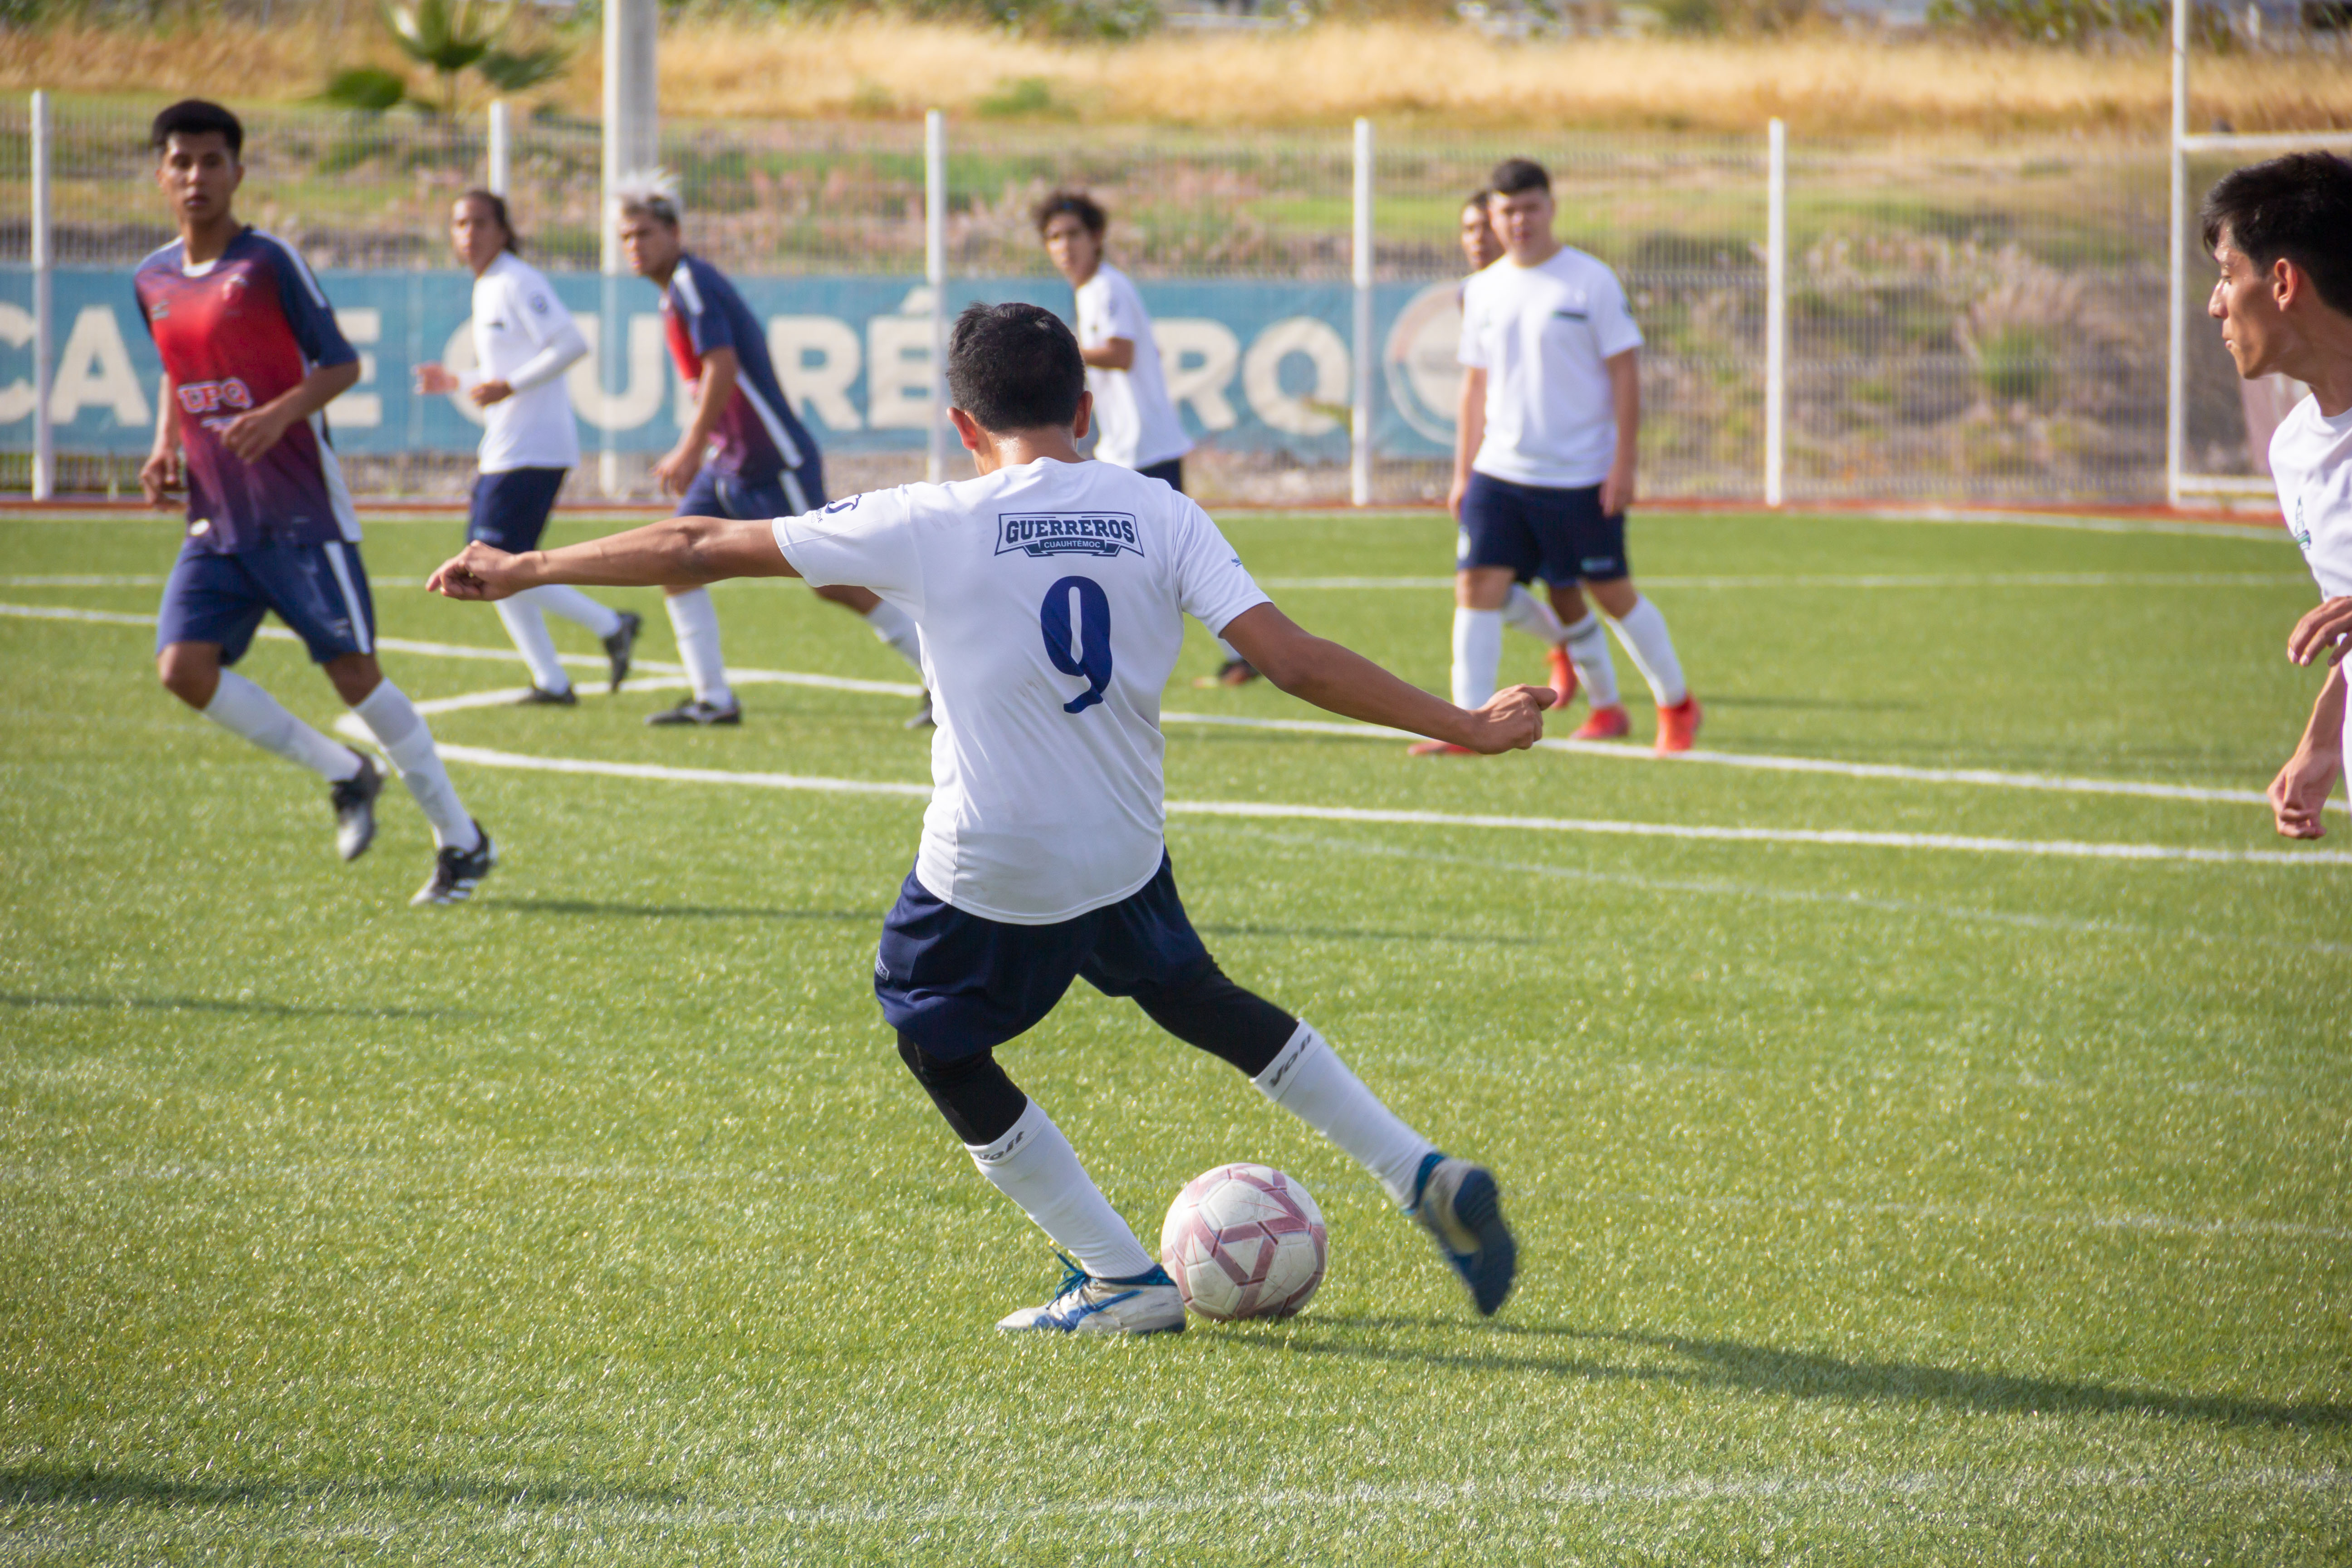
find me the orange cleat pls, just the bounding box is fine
[1655,695,1702,754]
[1545,647,1577,711]
[1570,705,1630,741]
[1407,739,1478,757]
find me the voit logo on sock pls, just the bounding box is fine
[995,512,1144,560]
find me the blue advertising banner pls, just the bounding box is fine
[0,269,1470,465]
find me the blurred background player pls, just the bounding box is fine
[415,190,638,706]
[1034,190,1253,688]
[617,184,929,726]
[1460,187,1576,708]
[137,99,494,906]
[2200,152,2352,840]
[426,302,1537,1334]
[1435,157,1700,757]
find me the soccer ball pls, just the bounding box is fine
[1159,1163,1328,1321]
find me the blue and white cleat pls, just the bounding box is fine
[996,1253,1187,1335]
[1409,1152,1519,1317]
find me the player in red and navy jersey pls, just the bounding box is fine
[615,184,929,727]
[137,99,494,905]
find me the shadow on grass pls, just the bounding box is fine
[0,1464,686,1511]
[1239,1318,2350,1432]
[1196,921,1539,950]
[0,993,466,1022]
[491,898,882,924]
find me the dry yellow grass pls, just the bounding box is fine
[2,16,2347,136]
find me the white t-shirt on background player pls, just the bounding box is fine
[2269,392,2352,757]
[1075,263,1194,472]
[1457,246,1644,490]
[774,459,1268,925]
[463,251,587,474]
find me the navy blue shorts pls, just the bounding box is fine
[467,466,568,554]
[875,853,1214,1060]
[155,540,375,666]
[1457,472,1628,584]
[681,459,824,522]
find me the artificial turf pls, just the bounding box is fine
[1,505,2345,1563]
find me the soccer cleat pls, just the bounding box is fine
[604,610,642,692]
[647,698,742,727]
[1407,739,1477,757]
[1407,1152,1518,1317]
[329,749,385,863]
[1194,657,1261,689]
[905,690,936,730]
[411,822,496,907]
[1655,695,1702,755]
[996,1253,1187,1335]
[1546,646,1577,711]
[1571,704,1631,741]
[514,684,577,706]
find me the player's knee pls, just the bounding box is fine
[324,653,382,707]
[897,1035,1028,1147]
[156,645,216,708]
[1132,965,1298,1079]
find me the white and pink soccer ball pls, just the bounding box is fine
[1159,1162,1328,1321]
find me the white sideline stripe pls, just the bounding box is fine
[1608,1191,2352,1244]
[9,599,2330,816]
[1258,572,2311,590]
[428,744,932,799]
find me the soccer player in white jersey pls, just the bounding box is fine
[427,303,1550,1332]
[1433,157,1700,757]
[2201,152,2352,838]
[1037,191,1256,689]
[415,190,639,705]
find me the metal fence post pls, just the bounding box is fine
[487,98,510,197]
[2166,0,2187,510]
[602,0,657,497]
[1764,117,1786,510]
[1350,117,1373,509]
[925,108,947,485]
[31,89,53,501]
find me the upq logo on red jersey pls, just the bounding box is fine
[176,378,256,415]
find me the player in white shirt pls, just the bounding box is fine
[2200,152,2352,838]
[427,303,1549,1333]
[415,191,637,704]
[1037,191,1257,689]
[1437,158,1700,758]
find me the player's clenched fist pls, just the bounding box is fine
[427,541,527,602]
[1461,684,1552,753]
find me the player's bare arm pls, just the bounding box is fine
[2269,663,2345,840]
[654,345,739,495]
[1221,603,1549,755]
[429,514,800,602]
[141,373,184,505]
[1449,365,1486,521]
[1081,337,1136,372]
[2288,596,2352,667]
[219,359,361,465]
[1600,348,1640,517]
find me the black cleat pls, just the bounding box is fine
[603,610,642,692]
[1195,657,1261,688]
[330,749,385,863]
[514,685,577,706]
[1409,1153,1519,1317]
[411,822,496,906]
[647,698,742,727]
[905,690,936,730]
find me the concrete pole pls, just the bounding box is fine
[1764,118,1786,509]
[1350,118,1373,509]
[487,98,510,196]
[926,109,947,484]
[602,0,657,496]
[31,89,52,501]
[2166,0,2189,510]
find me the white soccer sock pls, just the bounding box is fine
[861,598,925,675]
[526,584,624,641]
[1607,596,1687,707]
[965,1099,1156,1281]
[351,680,480,851]
[1450,607,1504,709]
[1562,612,1620,709]
[493,597,573,695]
[1253,1023,1438,1210]
[663,588,734,708]
[1500,583,1567,646]
[202,669,361,782]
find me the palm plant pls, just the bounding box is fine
[322,0,568,118]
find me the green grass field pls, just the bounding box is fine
[2,505,2347,1563]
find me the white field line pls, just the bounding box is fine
[1605,1191,2352,1244]
[10,599,2335,824]
[1257,571,2311,590]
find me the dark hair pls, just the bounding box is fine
[458,188,520,254]
[151,99,243,160]
[947,302,1085,433]
[1463,188,1494,215]
[2200,152,2352,318]
[1490,159,1551,197]
[1033,189,1107,238]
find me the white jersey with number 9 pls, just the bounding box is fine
[774,459,1268,925]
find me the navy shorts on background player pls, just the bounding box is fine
[1457,471,1628,584]
[681,458,823,523]
[154,539,375,666]
[466,466,568,554]
[876,853,1213,1060]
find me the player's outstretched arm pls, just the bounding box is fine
[2269,660,2346,841]
[1221,601,1549,754]
[426,515,801,602]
